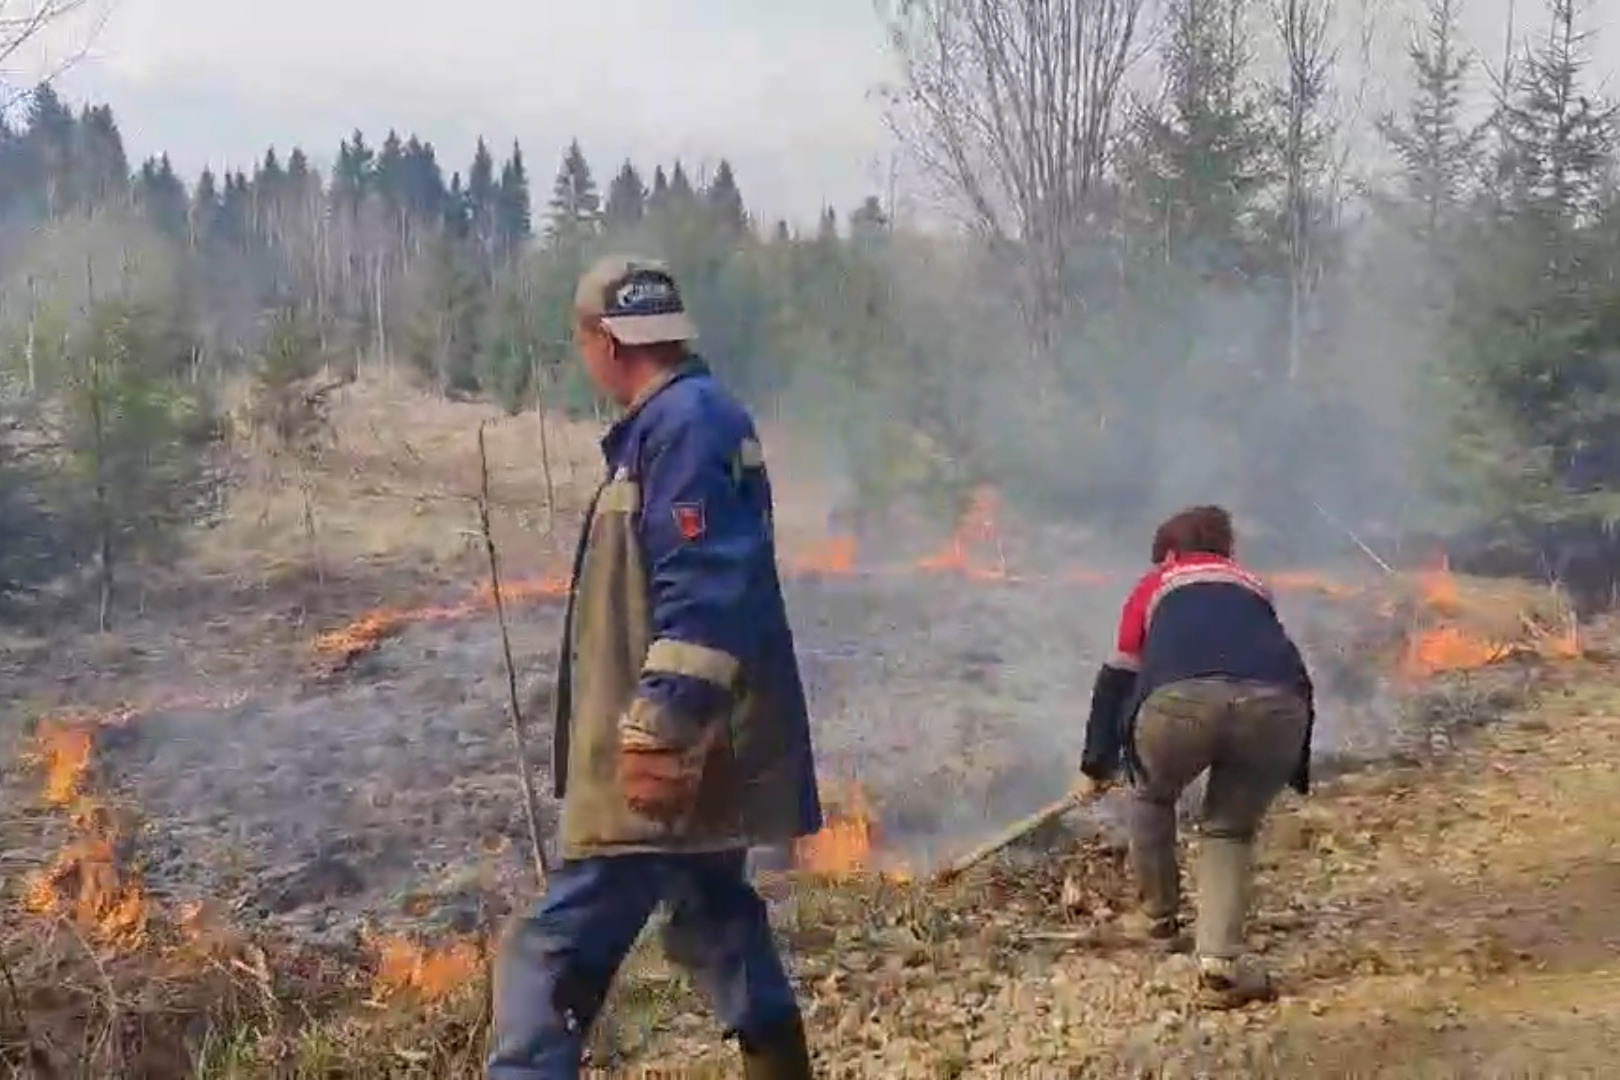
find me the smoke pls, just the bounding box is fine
[774,211,1443,571]
[758,128,1461,855]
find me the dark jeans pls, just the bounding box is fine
[488,849,801,1079]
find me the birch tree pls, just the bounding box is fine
[0,1,101,88]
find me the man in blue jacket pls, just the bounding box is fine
[488,256,822,1080]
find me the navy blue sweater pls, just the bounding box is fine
[1080,555,1315,791]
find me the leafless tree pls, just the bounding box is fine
[0,1,109,100]
[879,0,1148,344]
[1271,0,1338,379]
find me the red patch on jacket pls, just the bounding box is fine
[672,502,705,541]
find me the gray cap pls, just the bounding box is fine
[574,255,698,345]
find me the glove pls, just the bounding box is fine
[619,699,722,822]
[1071,772,1115,802]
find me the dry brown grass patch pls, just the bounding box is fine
[193,374,607,588]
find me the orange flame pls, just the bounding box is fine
[1401,625,1509,676]
[1417,552,1460,612]
[1268,571,1361,599]
[791,783,911,879]
[312,574,572,664]
[469,573,572,606]
[790,535,859,577]
[35,720,95,806]
[369,934,484,1002]
[311,608,411,661]
[24,715,152,945]
[26,829,149,943]
[918,486,1009,580]
[1400,553,1583,677]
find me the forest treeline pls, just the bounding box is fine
[2,0,1619,620]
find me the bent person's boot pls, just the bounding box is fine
[1121,909,1191,953]
[1197,955,1275,1009]
[739,1015,813,1080]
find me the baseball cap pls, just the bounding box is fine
[574,255,698,345]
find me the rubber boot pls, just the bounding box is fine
[1121,910,1191,953]
[1197,955,1275,1009]
[1127,796,1188,952]
[1194,834,1253,961]
[739,1016,814,1080]
[1194,835,1273,1008]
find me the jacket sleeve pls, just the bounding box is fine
[1081,664,1137,780]
[1080,573,1152,780]
[1289,643,1316,794]
[623,413,762,751]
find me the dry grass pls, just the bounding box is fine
[7,655,1620,1077]
[192,374,607,589]
[187,373,849,596]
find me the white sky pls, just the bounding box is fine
[6,0,1619,228]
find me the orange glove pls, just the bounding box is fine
[620,714,721,822]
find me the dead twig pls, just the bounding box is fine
[0,946,57,1078]
[476,422,549,891]
[56,916,117,1072]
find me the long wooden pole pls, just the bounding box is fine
[477,421,549,890]
[931,788,1101,884]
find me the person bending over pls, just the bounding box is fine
[1076,505,1314,1008]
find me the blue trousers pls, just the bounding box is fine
[487,849,802,1080]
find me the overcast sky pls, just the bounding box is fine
[9,0,1620,228]
[20,0,899,226]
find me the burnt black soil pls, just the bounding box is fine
[19,569,1405,943]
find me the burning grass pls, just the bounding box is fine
[7,678,1612,1079]
[307,573,571,672]
[5,388,1609,1075]
[0,655,1602,1079]
[1397,556,1582,679]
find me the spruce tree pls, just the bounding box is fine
[497,141,532,256]
[668,161,695,205]
[545,139,600,246]
[705,159,746,233]
[1377,0,1483,240]
[604,160,647,232]
[648,164,670,214]
[1495,0,1616,226]
[467,137,498,257]
[849,196,888,244]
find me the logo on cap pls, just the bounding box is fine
[608,272,683,317]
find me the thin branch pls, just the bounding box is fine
[0,0,111,112]
[476,421,549,892]
[0,946,56,1077]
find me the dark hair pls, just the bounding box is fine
[1151,505,1235,562]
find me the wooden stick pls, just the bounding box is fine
[931,789,1097,884]
[477,422,549,891]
